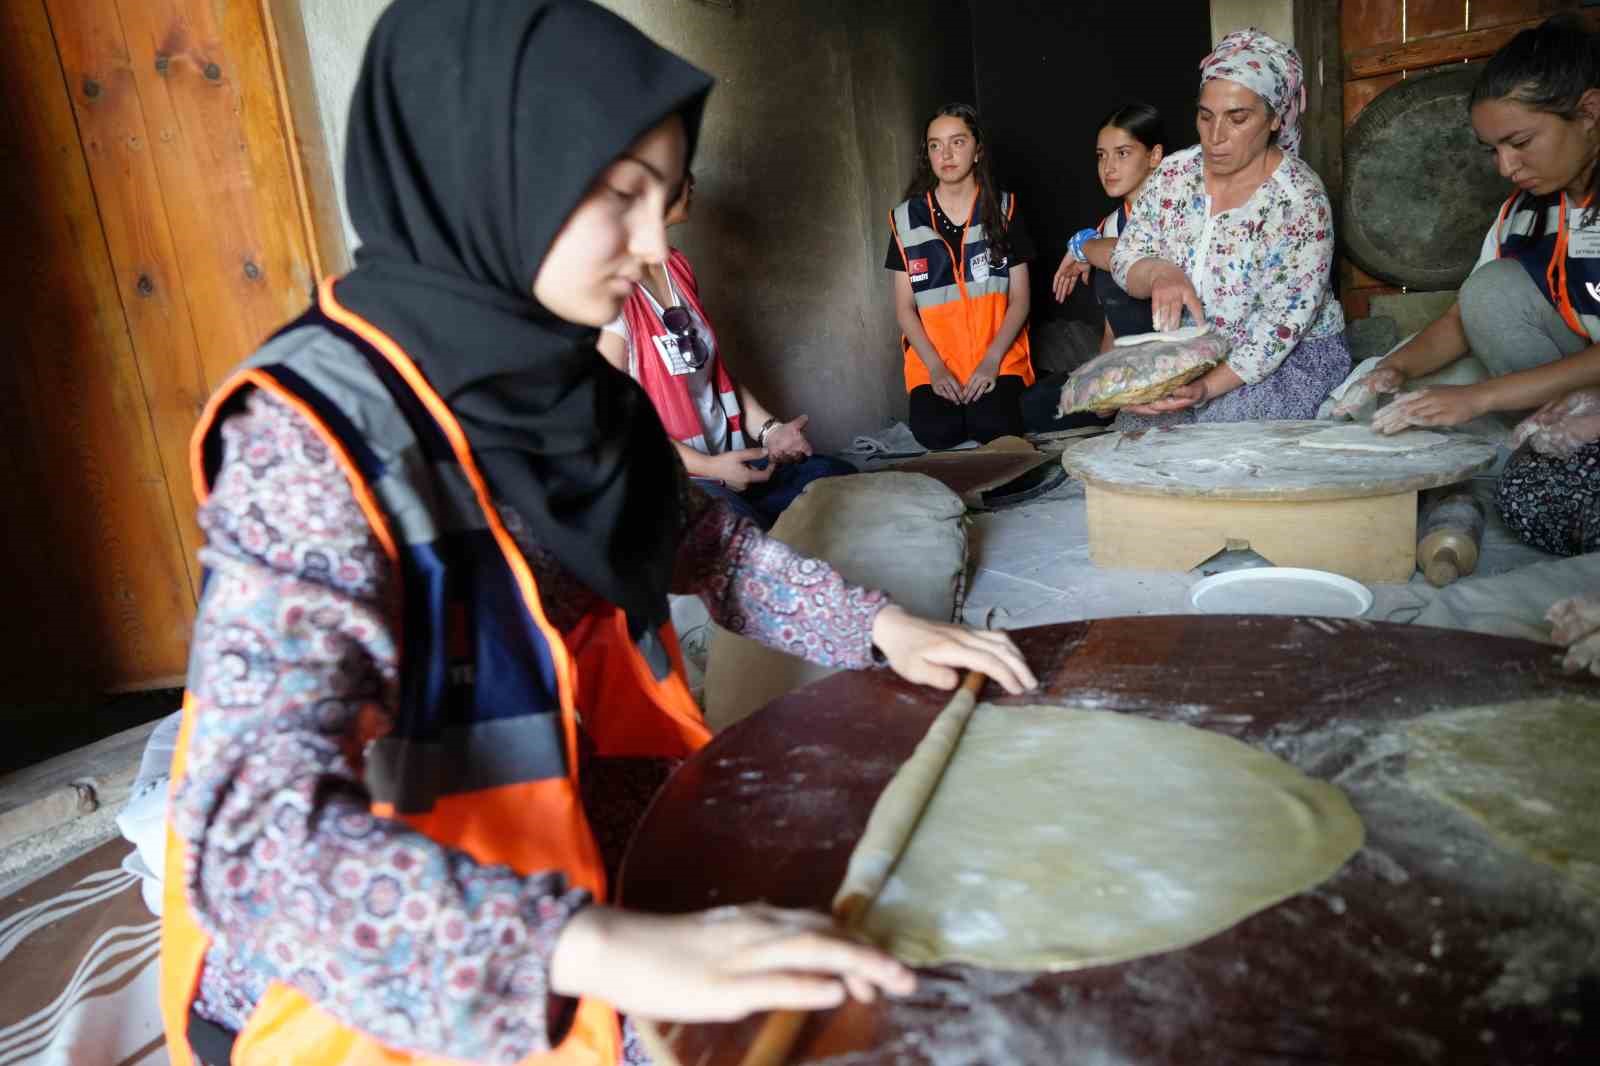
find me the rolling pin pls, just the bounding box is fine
[1417,488,1485,588]
[736,670,988,1066]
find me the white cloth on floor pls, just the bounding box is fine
[1408,552,1600,642]
[114,710,182,917]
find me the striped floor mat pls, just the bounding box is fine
[0,841,166,1066]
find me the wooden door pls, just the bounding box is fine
[0,0,336,698]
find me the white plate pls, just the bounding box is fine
[1188,567,1373,618]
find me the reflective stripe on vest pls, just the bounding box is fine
[889,190,1035,391]
[161,276,710,1066]
[1495,189,1600,342]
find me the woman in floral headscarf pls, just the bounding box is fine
[1105,28,1350,428]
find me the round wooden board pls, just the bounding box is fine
[620,617,1600,1066]
[1060,420,1498,501]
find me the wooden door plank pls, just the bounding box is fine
[112,0,315,388]
[1405,0,1468,41]
[1347,8,1600,79]
[261,0,350,277]
[0,0,196,693]
[1342,0,1402,54]
[1470,0,1579,31]
[1343,71,1402,125]
[44,0,209,602]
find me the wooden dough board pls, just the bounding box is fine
[621,617,1600,1065]
[1060,420,1498,582]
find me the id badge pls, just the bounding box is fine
[652,333,690,376]
[1568,228,1600,259]
[968,252,991,283]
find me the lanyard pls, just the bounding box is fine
[927,188,975,291]
[1546,191,1595,342]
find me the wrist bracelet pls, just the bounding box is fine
[755,416,779,446]
[1067,227,1099,262]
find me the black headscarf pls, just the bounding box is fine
[337,0,712,638]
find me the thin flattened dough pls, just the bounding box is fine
[839,705,1364,970]
[1298,424,1448,452]
[1406,697,1600,900]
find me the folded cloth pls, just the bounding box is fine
[846,421,978,459]
[114,709,182,916]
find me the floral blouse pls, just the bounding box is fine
[177,390,888,1063]
[1109,145,1345,384]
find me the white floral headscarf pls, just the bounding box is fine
[1199,28,1306,157]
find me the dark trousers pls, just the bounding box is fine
[1019,372,1114,435]
[692,453,855,530]
[1093,265,1154,339]
[908,374,1026,450]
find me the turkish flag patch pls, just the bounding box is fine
[908,257,929,275]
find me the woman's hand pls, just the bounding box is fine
[1147,261,1205,332]
[928,364,964,405]
[1330,365,1405,419]
[1548,595,1600,677]
[1122,380,1207,416]
[961,355,1002,403]
[1371,384,1488,434]
[763,415,815,464]
[703,447,774,492]
[1511,388,1600,458]
[550,903,915,1022]
[1052,255,1090,302]
[870,604,1037,694]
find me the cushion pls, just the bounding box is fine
[1057,327,1230,415]
[702,472,967,731]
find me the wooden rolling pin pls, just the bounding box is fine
[1417,488,1486,587]
[736,670,988,1066]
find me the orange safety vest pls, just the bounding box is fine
[161,277,711,1066]
[889,189,1036,391]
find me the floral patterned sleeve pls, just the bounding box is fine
[1108,157,1175,288]
[1223,178,1337,384]
[672,481,889,669]
[176,390,588,1065]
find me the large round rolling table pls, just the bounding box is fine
[619,616,1599,1065]
[1059,421,1498,583]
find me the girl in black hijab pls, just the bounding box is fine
[166,3,1033,1064]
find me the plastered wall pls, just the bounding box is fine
[291,0,970,449]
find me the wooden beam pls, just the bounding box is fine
[1346,9,1600,80]
[260,0,351,277]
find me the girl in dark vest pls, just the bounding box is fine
[160,4,1035,1065]
[886,104,1037,449]
[1334,17,1600,556]
[1051,103,1168,350]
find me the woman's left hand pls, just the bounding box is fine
[763,415,815,464]
[1371,385,1486,434]
[870,604,1037,695]
[961,356,1002,404]
[1548,594,1600,677]
[1122,381,1206,416]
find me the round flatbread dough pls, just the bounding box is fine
[1406,697,1600,900]
[842,705,1363,970]
[1112,324,1212,348]
[1299,424,1449,452]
